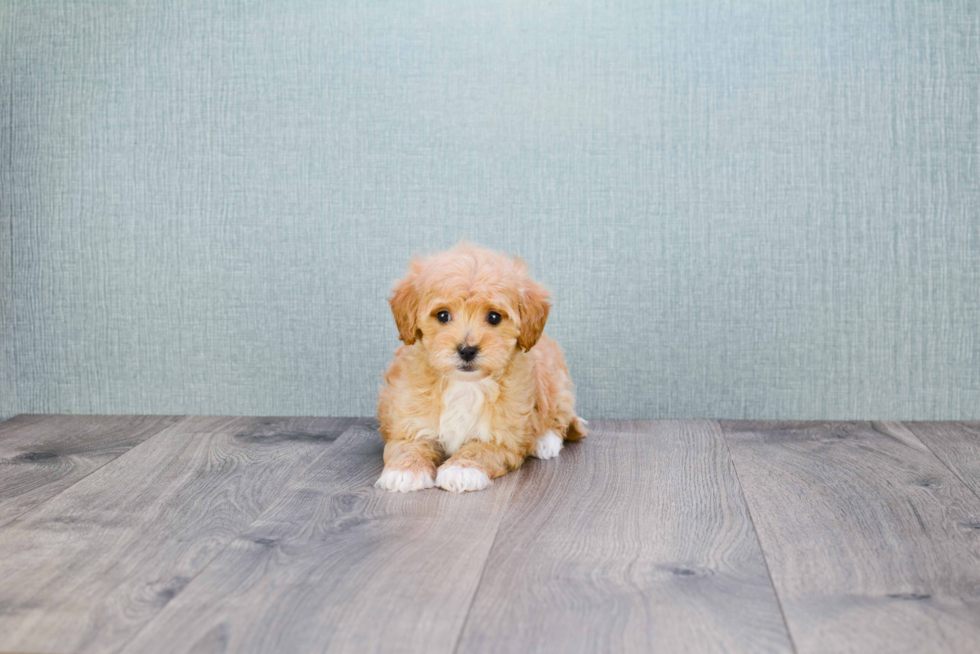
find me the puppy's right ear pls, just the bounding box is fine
[517,276,551,352]
[389,260,422,344]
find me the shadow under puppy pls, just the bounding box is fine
[376,242,587,493]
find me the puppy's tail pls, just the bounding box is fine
[565,416,588,441]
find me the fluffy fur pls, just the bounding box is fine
[376,241,586,493]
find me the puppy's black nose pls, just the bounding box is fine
[457,344,479,362]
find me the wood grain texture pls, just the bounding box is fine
[0,414,180,527]
[119,421,521,654]
[457,420,793,654]
[0,415,356,654]
[723,421,980,654]
[903,422,980,498]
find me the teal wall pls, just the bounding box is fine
[2,1,978,420]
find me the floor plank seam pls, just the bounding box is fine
[449,466,523,654]
[0,417,180,528]
[906,421,980,505]
[717,421,800,654]
[111,417,358,654]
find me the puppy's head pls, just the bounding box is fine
[389,242,551,380]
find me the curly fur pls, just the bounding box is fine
[376,241,586,493]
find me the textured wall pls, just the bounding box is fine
[2,1,978,421]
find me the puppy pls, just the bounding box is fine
[376,242,586,493]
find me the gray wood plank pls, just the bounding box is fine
[0,415,356,654]
[903,422,980,499]
[0,414,181,527]
[457,420,794,654]
[119,420,520,654]
[723,421,980,654]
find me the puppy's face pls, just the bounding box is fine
[389,245,551,380]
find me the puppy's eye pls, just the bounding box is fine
[436,311,451,324]
[486,311,501,326]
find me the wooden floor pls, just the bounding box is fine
[0,417,978,654]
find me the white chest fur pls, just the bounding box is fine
[438,379,495,455]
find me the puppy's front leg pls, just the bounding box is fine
[375,440,443,493]
[436,441,526,493]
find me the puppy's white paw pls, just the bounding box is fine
[375,467,436,493]
[532,430,563,460]
[436,465,491,493]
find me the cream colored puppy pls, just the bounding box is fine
[376,242,586,493]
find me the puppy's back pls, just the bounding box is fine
[527,335,586,440]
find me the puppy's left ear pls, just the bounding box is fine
[518,277,551,352]
[389,259,423,344]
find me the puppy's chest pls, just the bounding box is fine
[438,379,496,455]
